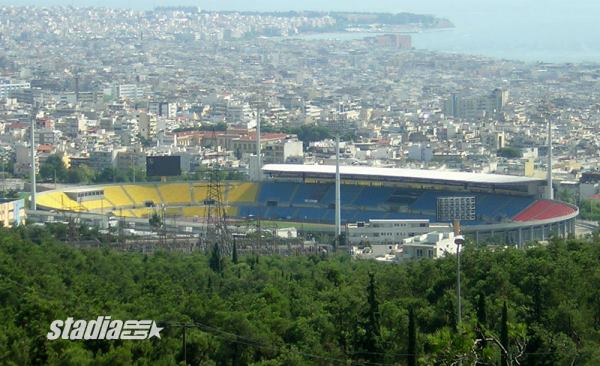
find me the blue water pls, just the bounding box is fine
[207,0,600,64]
[411,9,600,63]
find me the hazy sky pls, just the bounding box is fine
[2,0,599,17]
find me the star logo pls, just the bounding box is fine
[148,322,163,339]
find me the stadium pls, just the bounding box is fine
[35,163,578,245]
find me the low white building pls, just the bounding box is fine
[346,219,451,245]
[273,227,297,239]
[402,231,458,260]
[351,231,459,262]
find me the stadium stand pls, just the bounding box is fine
[320,185,364,205]
[267,207,299,220]
[158,183,192,205]
[294,207,326,221]
[410,190,441,211]
[488,195,535,219]
[79,198,114,212]
[191,184,209,204]
[238,205,263,218]
[258,182,298,204]
[292,184,329,204]
[104,186,134,207]
[226,182,259,203]
[122,185,162,206]
[33,164,578,246]
[181,206,239,218]
[354,186,395,206]
[37,192,84,211]
[513,200,577,222]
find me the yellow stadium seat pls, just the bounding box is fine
[226,182,259,203]
[181,207,203,217]
[80,199,114,212]
[36,191,64,209]
[163,207,183,217]
[191,184,210,203]
[158,183,192,204]
[122,184,162,206]
[225,206,239,217]
[181,205,238,218]
[124,208,154,218]
[104,186,134,207]
[53,192,85,211]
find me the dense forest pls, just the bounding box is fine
[2,225,600,365]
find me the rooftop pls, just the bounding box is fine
[262,164,544,185]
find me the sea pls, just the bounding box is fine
[287,4,600,64]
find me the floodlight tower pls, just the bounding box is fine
[30,106,37,210]
[331,112,344,248]
[546,119,554,200]
[256,105,262,181]
[335,128,341,242]
[252,99,267,181]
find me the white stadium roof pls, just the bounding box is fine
[262,164,544,185]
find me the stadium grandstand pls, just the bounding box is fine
[35,164,578,245]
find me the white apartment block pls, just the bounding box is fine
[0,80,31,99]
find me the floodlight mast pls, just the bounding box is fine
[547,119,553,200]
[256,104,262,182]
[453,220,463,327]
[332,113,343,249]
[335,131,341,241]
[30,106,37,210]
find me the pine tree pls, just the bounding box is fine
[363,272,381,361]
[408,307,417,366]
[209,242,223,274]
[475,293,488,361]
[232,239,238,264]
[477,293,487,326]
[500,301,509,366]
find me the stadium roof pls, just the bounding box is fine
[262,164,544,185]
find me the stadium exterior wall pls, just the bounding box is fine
[463,202,578,246]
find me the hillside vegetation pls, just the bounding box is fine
[1,226,600,365]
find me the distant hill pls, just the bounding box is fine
[157,8,455,31]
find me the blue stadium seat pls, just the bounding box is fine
[292,184,329,204]
[238,206,263,218]
[295,207,326,222]
[267,207,298,220]
[247,183,536,225]
[354,186,395,206]
[258,182,298,203]
[321,185,365,205]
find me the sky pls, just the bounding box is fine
[1,0,598,15]
[1,1,599,22]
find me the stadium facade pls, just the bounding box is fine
[35,164,578,246]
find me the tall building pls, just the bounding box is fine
[14,144,38,177]
[149,102,177,118]
[366,34,412,49]
[115,84,145,100]
[116,149,146,172]
[444,89,509,120]
[89,149,123,172]
[137,113,157,140]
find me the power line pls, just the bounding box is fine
[163,320,402,366]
